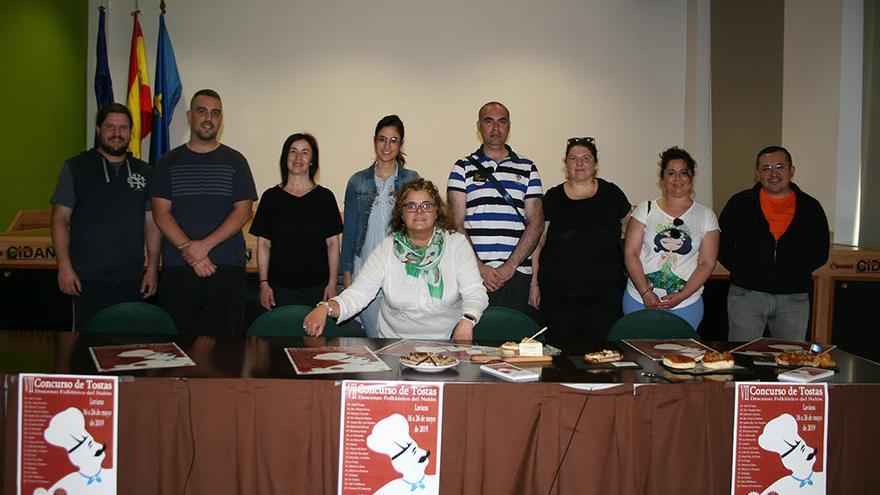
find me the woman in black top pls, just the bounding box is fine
[530,137,631,343]
[249,133,343,310]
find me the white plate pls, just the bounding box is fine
[399,357,459,373]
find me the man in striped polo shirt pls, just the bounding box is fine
[152,89,258,335]
[448,102,544,323]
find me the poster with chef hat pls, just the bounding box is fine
[89,342,195,372]
[339,381,443,495]
[17,373,118,495]
[731,382,828,495]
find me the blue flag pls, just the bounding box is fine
[94,6,114,109]
[149,12,182,165]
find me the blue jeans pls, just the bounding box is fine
[357,290,383,338]
[726,284,809,341]
[622,291,704,330]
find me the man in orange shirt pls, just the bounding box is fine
[718,146,830,341]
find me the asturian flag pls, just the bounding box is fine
[149,11,182,165]
[126,11,152,159]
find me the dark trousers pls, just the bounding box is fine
[160,265,247,336]
[488,271,545,325]
[265,283,325,311]
[73,277,143,330]
[540,283,623,345]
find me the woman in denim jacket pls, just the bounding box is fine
[340,115,419,337]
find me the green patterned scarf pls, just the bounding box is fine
[391,228,445,299]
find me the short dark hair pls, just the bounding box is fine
[658,146,696,179]
[95,103,132,128]
[653,226,693,255]
[565,137,598,161]
[279,132,319,184]
[755,145,792,168]
[478,101,509,120]
[190,89,222,109]
[389,179,454,233]
[374,115,406,165]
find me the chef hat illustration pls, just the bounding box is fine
[118,349,155,358]
[44,407,89,451]
[366,414,415,458]
[314,352,350,361]
[758,413,803,457]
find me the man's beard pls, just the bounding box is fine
[99,140,128,156]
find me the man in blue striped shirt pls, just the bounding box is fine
[447,102,544,323]
[152,89,258,335]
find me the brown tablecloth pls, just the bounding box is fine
[3,376,877,494]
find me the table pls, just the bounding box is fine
[2,331,878,494]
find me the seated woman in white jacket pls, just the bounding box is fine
[303,179,489,340]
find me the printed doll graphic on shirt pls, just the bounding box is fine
[645,220,693,294]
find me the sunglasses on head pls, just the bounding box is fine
[567,137,596,146]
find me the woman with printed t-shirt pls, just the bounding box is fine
[340,115,420,337]
[249,133,343,310]
[530,137,631,344]
[622,146,719,329]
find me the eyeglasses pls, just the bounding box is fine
[567,137,595,146]
[402,201,436,213]
[758,163,789,174]
[375,136,400,145]
[664,169,692,178]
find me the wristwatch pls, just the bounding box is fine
[316,301,335,318]
[461,313,477,324]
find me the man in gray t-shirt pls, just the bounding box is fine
[151,89,257,335]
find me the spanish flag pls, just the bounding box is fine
[126,11,153,159]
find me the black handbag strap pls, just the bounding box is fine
[466,156,526,224]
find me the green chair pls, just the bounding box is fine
[246,304,341,337]
[607,309,698,340]
[472,306,540,341]
[83,302,177,334]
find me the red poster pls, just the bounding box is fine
[18,373,118,495]
[623,338,716,360]
[89,342,195,372]
[375,340,495,360]
[732,382,828,495]
[731,338,835,357]
[286,346,390,375]
[339,381,444,495]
